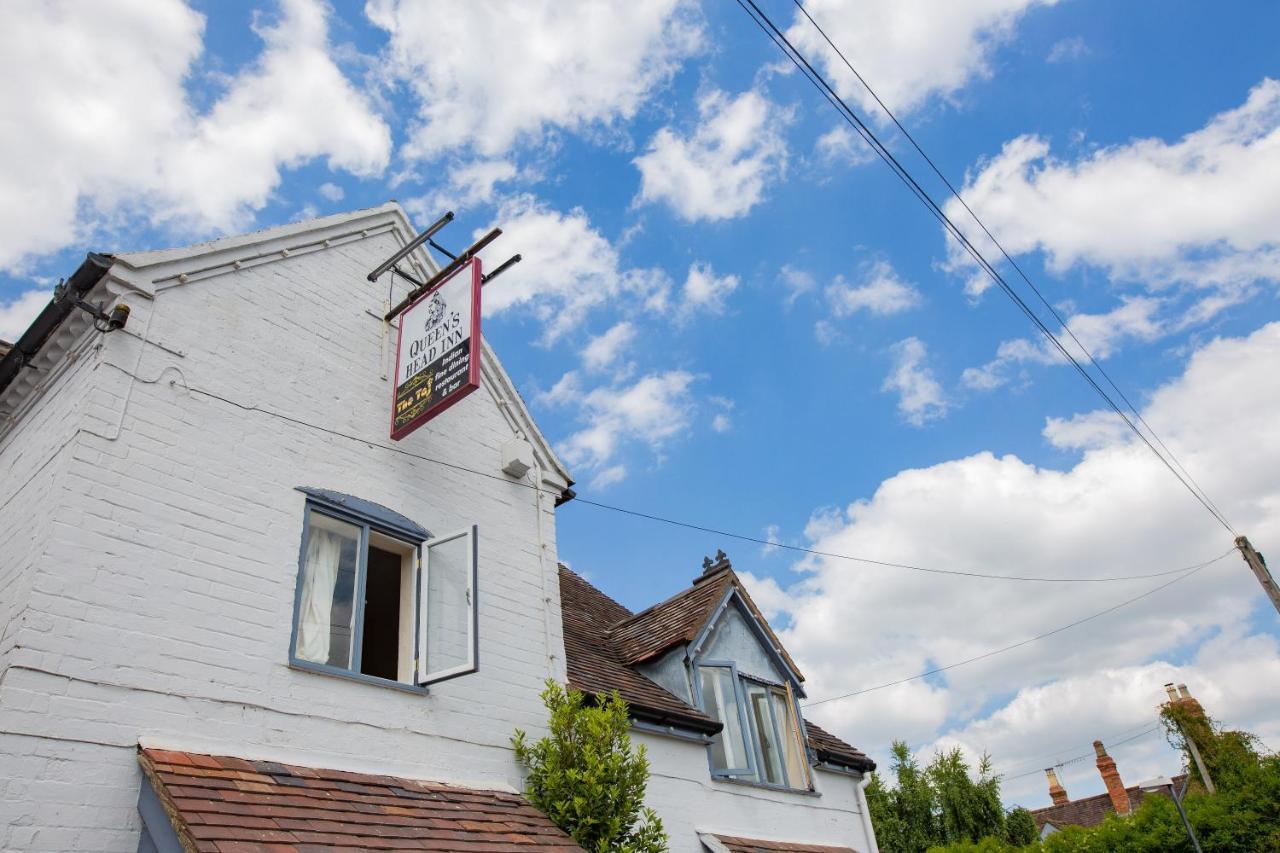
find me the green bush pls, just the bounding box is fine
[513,680,667,853]
[1005,808,1037,846]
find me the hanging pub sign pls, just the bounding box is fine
[390,258,482,441]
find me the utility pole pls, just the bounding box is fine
[1236,536,1280,617]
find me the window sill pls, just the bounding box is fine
[710,775,821,798]
[288,660,428,695]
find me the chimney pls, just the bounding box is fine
[1177,683,1192,700]
[1164,682,1180,702]
[1094,741,1131,816]
[1045,767,1069,806]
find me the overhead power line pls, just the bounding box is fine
[801,549,1234,708]
[102,362,1227,587]
[785,0,1234,537]
[732,0,1235,536]
[999,726,1163,782]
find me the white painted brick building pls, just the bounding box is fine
[0,204,877,852]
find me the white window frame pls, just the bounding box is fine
[415,524,479,686]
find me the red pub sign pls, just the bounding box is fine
[390,258,482,441]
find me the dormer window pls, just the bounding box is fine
[698,663,811,790]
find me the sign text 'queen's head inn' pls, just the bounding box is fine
[0,204,878,852]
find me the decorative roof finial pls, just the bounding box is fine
[715,548,728,564]
[702,555,713,570]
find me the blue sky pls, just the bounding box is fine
[4,0,1279,807]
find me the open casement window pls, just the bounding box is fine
[697,663,812,790]
[291,498,478,690]
[698,664,754,777]
[415,525,478,686]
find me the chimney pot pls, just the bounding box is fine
[1093,740,1106,758]
[1178,683,1192,700]
[1045,767,1069,806]
[1164,683,1180,701]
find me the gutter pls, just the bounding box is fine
[0,252,113,398]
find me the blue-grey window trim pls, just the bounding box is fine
[694,658,756,779]
[689,587,806,696]
[137,772,184,853]
[287,493,430,694]
[741,673,791,788]
[295,486,430,542]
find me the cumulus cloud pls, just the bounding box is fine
[963,296,1164,390]
[367,0,702,159]
[814,124,876,168]
[0,289,51,341]
[406,159,519,217]
[679,262,741,320]
[477,195,668,342]
[947,80,1280,300]
[755,323,1280,806]
[582,321,636,372]
[826,260,922,317]
[883,337,949,425]
[780,265,817,307]
[548,371,699,485]
[785,0,1058,118]
[634,89,789,221]
[0,0,391,269]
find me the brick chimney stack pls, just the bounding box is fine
[1094,741,1131,816]
[1045,767,1069,806]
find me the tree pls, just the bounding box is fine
[1005,808,1037,847]
[513,680,668,853]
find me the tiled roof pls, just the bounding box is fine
[559,566,720,733]
[558,566,874,773]
[704,834,861,852]
[802,720,875,774]
[138,747,583,851]
[609,562,805,680]
[1029,775,1185,830]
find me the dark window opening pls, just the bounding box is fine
[360,546,403,681]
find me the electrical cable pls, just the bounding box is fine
[801,549,1234,708]
[99,361,1230,587]
[997,726,1163,781]
[785,0,1235,537]
[732,0,1235,536]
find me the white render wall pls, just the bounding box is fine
[638,731,876,853]
[0,210,569,851]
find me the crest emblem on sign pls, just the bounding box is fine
[423,293,446,331]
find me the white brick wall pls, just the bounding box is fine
[637,732,876,853]
[0,210,569,851]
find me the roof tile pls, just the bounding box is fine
[139,748,584,851]
[708,834,861,852]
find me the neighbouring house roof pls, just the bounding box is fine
[138,748,583,851]
[609,559,804,680]
[559,565,875,774]
[701,834,861,852]
[1029,775,1186,832]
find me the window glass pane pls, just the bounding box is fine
[769,688,808,788]
[700,667,751,774]
[419,529,474,681]
[295,512,360,669]
[747,683,785,785]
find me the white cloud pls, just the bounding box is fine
[814,319,841,347]
[883,337,949,425]
[634,89,789,222]
[1047,35,1089,63]
[679,262,741,319]
[0,0,391,269]
[317,182,345,202]
[711,414,732,433]
[826,260,922,316]
[1042,410,1132,451]
[963,296,1164,390]
[780,264,816,306]
[785,0,1058,118]
[814,124,875,167]
[555,371,698,480]
[760,525,783,557]
[0,289,51,341]
[477,195,668,343]
[406,159,519,219]
[754,323,1280,806]
[947,80,1280,298]
[582,321,636,372]
[366,0,702,159]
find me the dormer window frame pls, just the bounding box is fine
[689,587,815,792]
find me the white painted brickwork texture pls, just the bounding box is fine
[638,733,875,852]
[0,214,567,851]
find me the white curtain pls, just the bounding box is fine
[297,528,342,664]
